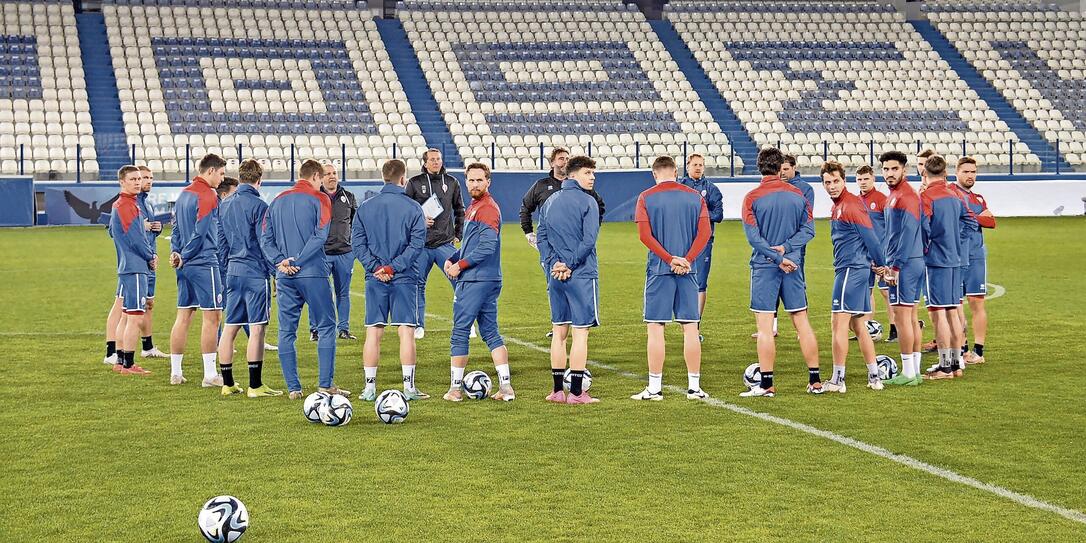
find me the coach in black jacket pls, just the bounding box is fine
[519,147,606,248]
[309,164,358,341]
[405,148,466,338]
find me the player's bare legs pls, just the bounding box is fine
[965,296,987,364]
[398,325,426,400]
[926,308,955,379]
[681,321,705,398]
[741,311,779,397]
[565,327,597,404]
[791,310,823,393]
[104,298,122,364]
[546,324,570,402]
[359,325,385,401]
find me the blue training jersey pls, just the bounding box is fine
[170,177,221,268]
[635,180,710,276]
[351,183,426,284]
[260,180,332,279]
[219,183,273,279]
[136,191,160,254]
[537,179,600,279]
[830,190,886,270]
[450,192,502,282]
[884,180,924,270]
[741,175,814,269]
[109,192,154,274]
[678,175,723,236]
[921,179,976,268]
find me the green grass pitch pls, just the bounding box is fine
[1,217,1084,541]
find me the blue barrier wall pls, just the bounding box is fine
[0,177,35,227]
[37,171,658,226]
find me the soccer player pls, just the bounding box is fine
[520,147,606,338]
[820,161,888,393]
[920,155,976,380]
[916,148,939,353]
[739,147,821,397]
[405,148,465,340]
[855,165,895,341]
[261,159,343,400]
[916,148,936,181]
[953,157,995,364]
[353,159,429,401]
[441,163,515,402]
[168,154,226,387]
[630,156,712,401]
[135,165,167,358]
[537,155,601,405]
[880,150,925,385]
[216,160,281,398]
[753,153,815,338]
[308,163,358,342]
[678,153,723,335]
[108,165,158,375]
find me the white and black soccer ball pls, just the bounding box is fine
[876,355,898,380]
[743,363,762,389]
[302,391,330,424]
[562,368,593,392]
[463,370,492,400]
[198,495,248,543]
[318,395,353,427]
[866,320,884,342]
[375,389,410,424]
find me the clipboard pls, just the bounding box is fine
[422,193,444,219]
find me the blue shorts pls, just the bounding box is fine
[925,266,961,309]
[750,266,807,313]
[365,278,419,327]
[888,257,924,306]
[117,273,149,314]
[224,274,271,326]
[176,264,223,310]
[644,273,700,323]
[964,258,987,297]
[147,271,157,298]
[548,276,599,328]
[692,240,714,292]
[832,267,873,315]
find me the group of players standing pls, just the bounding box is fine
[101,142,994,404]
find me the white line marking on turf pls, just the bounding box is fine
[420,311,1086,527]
[987,283,1005,300]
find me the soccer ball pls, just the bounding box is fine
[375,389,410,424]
[198,495,248,543]
[463,370,492,400]
[318,395,353,427]
[876,355,898,380]
[562,368,593,392]
[866,320,884,342]
[743,363,762,389]
[302,391,330,423]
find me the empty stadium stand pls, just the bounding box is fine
[925,0,1084,168]
[665,0,1042,171]
[396,0,739,172]
[102,0,428,175]
[0,0,96,176]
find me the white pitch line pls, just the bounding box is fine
[420,311,1086,527]
[987,283,1006,300]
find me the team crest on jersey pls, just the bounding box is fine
[340,195,348,203]
[469,210,477,221]
[889,198,897,207]
[701,189,707,197]
[870,202,877,210]
[835,208,843,219]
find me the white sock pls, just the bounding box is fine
[364,366,377,392]
[402,364,416,391]
[901,353,915,378]
[201,352,217,379]
[495,363,511,386]
[648,372,662,394]
[450,365,465,389]
[956,350,965,370]
[170,353,183,376]
[911,353,923,375]
[772,317,778,334]
[832,364,846,384]
[865,362,879,380]
[687,372,700,391]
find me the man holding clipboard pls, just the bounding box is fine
[405,148,467,339]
